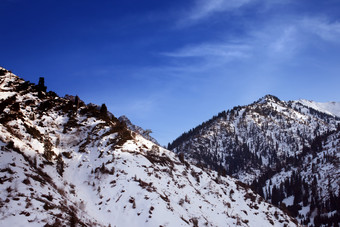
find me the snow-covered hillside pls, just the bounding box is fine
[169,94,340,226]
[0,68,299,226]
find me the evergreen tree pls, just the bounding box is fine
[37,77,47,92]
[100,103,108,117]
[272,186,279,205]
[56,154,64,177]
[75,95,79,108]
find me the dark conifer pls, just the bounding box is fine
[37,77,47,92]
[75,95,79,108]
[100,103,108,117]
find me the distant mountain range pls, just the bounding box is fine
[0,67,299,226]
[168,94,340,226]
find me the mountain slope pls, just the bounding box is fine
[0,68,299,226]
[169,94,340,226]
[259,128,340,226]
[296,99,340,118]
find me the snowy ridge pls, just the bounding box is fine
[0,68,299,226]
[296,99,340,118]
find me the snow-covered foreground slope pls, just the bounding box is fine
[0,68,299,226]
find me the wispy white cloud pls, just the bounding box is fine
[152,42,253,79]
[177,0,294,26]
[155,15,340,83]
[162,43,251,59]
[247,23,301,60]
[269,26,297,53]
[178,0,252,26]
[250,17,340,58]
[162,23,301,67]
[259,17,340,58]
[301,17,340,43]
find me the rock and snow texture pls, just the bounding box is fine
[169,94,340,226]
[0,68,299,226]
[118,115,160,145]
[296,99,340,118]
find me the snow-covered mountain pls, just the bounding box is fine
[0,68,299,226]
[169,94,340,226]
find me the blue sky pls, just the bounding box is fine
[1,0,340,145]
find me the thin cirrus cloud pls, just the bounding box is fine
[301,17,340,43]
[259,17,340,57]
[155,43,252,79]
[269,26,297,54]
[178,0,292,26]
[263,17,340,57]
[178,0,252,25]
[162,43,251,59]
[168,16,340,67]
[161,25,297,68]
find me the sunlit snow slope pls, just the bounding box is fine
[0,67,299,226]
[296,99,340,118]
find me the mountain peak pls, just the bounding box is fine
[256,94,281,104]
